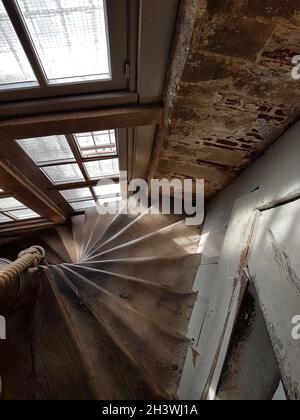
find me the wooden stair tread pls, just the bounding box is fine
[1,203,202,400]
[84,221,201,261]
[86,211,184,259]
[50,265,188,396]
[77,254,202,292]
[59,263,196,336]
[56,225,77,263]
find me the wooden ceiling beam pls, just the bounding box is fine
[0,219,54,236]
[0,156,66,224]
[0,104,163,141]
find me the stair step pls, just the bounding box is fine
[41,230,72,264]
[29,267,97,399]
[78,254,201,292]
[80,208,116,260]
[6,206,203,400]
[51,265,189,397]
[56,225,77,263]
[71,215,85,262]
[83,203,148,259]
[86,208,184,258]
[60,264,196,336]
[84,221,201,262]
[50,266,168,399]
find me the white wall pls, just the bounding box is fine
[179,121,300,400]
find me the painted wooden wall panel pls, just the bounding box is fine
[179,191,258,399]
[200,227,227,265]
[180,121,300,399]
[248,200,300,399]
[178,264,218,399]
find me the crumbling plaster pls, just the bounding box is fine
[149,0,300,199]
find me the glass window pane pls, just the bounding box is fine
[16,0,110,84]
[17,135,74,164]
[84,159,119,180]
[7,208,40,220]
[42,163,84,184]
[0,197,25,210]
[0,213,11,223]
[70,200,95,211]
[0,0,37,89]
[60,187,92,201]
[75,130,117,158]
[97,195,121,205]
[93,183,120,197]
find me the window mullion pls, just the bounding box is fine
[66,134,98,202]
[2,0,47,87]
[0,212,14,221]
[37,159,76,168]
[48,177,119,191]
[79,155,119,163]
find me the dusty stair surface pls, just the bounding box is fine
[1,204,202,400]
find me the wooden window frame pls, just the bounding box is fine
[0,104,162,226]
[15,129,123,213]
[57,132,120,204]
[0,0,177,230]
[1,0,137,102]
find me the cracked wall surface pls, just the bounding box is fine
[149,0,300,199]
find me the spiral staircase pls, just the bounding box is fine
[0,202,202,400]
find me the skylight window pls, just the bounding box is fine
[7,208,40,220]
[84,159,119,180]
[60,188,95,212]
[15,131,121,213]
[0,196,40,223]
[60,188,92,202]
[93,183,120,198]
[0,197,24,211]
[0,0,38,89]
[94,183,120,206]
[17,135,74,164]
[42,163,84,184]
[74,130,117,158]
[69,200,96,211]
[16,0,110,85]
[97,195,121,205]
[0,213,10,223]
[0,0,128,103]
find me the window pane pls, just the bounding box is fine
[0,197,24,210]
[97,195,121,205]
[42,163,84,184]
[0,213,11,223]
[93,183,120,197]
[0,0,37,89]
[17,135,74,164]
[7,208,40,220]
[17,0,110,84]
[75,130,117,158]
[84,159,119,180]
[70,200,95,211]
[60,187,92,201]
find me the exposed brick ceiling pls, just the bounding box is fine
[149,0,300,199]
